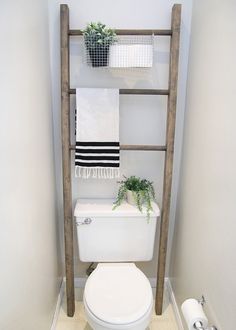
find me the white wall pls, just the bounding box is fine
[49,0,192,277]
[170,1,236,329]
[0,1,62,329]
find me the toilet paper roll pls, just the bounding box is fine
[181,299,208,330]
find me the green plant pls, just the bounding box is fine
[83,22,117,49]
[113,176,155,221]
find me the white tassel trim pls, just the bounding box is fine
[75,166,120,179]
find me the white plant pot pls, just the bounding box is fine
[126,190,137,206]
[109,44,153,68]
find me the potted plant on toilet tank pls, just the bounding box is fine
[113,176,155,220]
[83,22,117,67]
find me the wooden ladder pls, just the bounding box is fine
[60,3,181,317]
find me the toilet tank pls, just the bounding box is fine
[74,199,160,262]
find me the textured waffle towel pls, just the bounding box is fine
[75,88,120,179]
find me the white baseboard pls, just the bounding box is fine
[165,278,184,330]
[50,280,65,330]
[51,276,184,330]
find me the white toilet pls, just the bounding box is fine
[74,199,160,330]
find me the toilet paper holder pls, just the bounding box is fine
[194,320,217,330]
[198,295,206,306]
[182,295,218,330]
[193,296,217,330]
[194,321,205,329]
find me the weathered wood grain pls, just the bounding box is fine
[70,144,167,151]
[69,29,172,36]
[155,4,181,315]
[69,88,169,95]
[60,4,75,317]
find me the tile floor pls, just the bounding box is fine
[56,287,178,330]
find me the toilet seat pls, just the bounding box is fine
[83,263,153,326]
[84,298,153,330]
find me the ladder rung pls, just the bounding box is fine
[121,145,166,151]
[69,88,169,96]
[70,144,166,151]
[69,29,172,36]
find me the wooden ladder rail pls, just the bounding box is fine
[155,4,181,315]
[60,5,75,317]
[60,3,181,317]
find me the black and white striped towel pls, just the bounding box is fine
[75,88,120,179]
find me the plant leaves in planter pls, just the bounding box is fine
[113,175,156,221]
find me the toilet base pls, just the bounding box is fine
[84,298,153,330]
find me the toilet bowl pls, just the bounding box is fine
[83,263,153,330]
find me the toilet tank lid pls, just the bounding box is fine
[74,199,160,218]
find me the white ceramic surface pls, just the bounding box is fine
[75,199,160,262]
[83,263,153,330]
[84,299,152,330]
[84,264,153,324]
[126,190,137,206]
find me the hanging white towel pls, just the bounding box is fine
[75,88,120,179]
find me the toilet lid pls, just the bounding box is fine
[84,263,153,325]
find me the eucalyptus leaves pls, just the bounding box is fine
[83,22,117,67]
[113,176,155,221]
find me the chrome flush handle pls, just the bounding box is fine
[76,218,92,226]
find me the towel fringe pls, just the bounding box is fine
[75,166,120,179]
